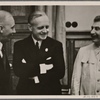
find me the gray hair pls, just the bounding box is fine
[28,11,46,24]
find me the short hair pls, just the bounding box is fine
[28,11,46,24]
[94,15,100,22]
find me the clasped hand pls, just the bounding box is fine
[40,63,53,74]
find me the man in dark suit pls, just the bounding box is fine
[0,10,16,94]
[13,11,65,95]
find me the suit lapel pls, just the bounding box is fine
[25,35,37,59]
[39,37,50,61]
[0,51,10,76]
[25,36,50,62]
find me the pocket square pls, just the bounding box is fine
[40,63,53,74]
[40,63,47,74]
[22,59,26,63]
[46,57,52,60]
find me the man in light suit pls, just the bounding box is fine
[13,11,65,95]
[71,15,100,95]
[0,10,16,94]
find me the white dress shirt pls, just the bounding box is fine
[0,42,3,58]
[31,35,42,49]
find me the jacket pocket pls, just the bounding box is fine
[81,60,90,78]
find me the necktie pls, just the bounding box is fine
[36,41,39,50]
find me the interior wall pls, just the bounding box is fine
[65,6,100,32]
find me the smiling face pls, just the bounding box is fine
[28,14,49,41]
[91,21,100,46]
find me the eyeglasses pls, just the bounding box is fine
[91,26,100,31]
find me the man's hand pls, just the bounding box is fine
[40,63,53,74]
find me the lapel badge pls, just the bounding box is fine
[45,48,48,52]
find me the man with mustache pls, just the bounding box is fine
[13,11,65,95]
[71,15,100,95]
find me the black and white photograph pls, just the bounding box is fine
[0,1,100,99]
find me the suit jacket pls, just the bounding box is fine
[13,35,65,95]
[71,43,100,95]
[0,50,10,94]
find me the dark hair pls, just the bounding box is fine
[94,15,100,22]
[28,11,46,24]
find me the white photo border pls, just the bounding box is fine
[0,1,99,99]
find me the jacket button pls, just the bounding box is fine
[97,79,100,82]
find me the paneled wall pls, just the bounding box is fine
[65,6,100,32]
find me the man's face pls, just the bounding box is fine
[0,16,16,42]
[29,15,49,41]
[91,21,100,46]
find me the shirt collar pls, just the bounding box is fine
[31,35,42,48]
[94,46,100,55]
[0,42,3,51]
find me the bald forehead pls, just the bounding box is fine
[0,10,13,25]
